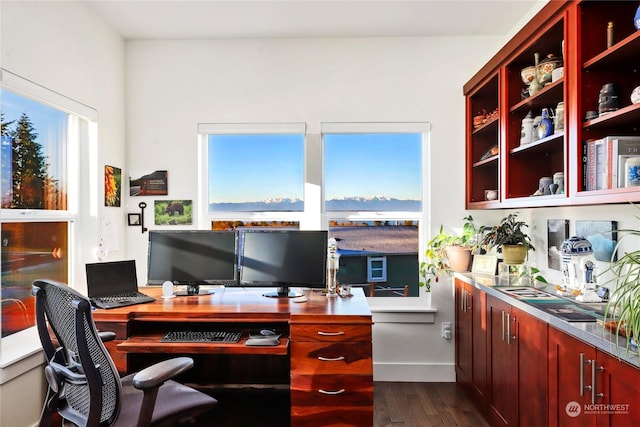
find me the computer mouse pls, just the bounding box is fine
[260,329,277,336]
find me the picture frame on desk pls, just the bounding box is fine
[471,255,498,275]
[619,154,640,188]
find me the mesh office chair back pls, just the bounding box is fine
[33,279,121,426]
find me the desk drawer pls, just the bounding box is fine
[291,405,374,427]
[291,342,372,374]
[291,374,373,406]
[290,324,371,342]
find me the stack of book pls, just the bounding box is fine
[583,136,640,190]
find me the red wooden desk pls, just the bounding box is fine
[93,286,373,427]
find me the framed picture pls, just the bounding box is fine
[154,200,192,225]
[130,170,168,196]
[105,165,121,207]
[575,220,618,262]
[547,219,569,270]
[472,255,498,275]
[128,213,141,226]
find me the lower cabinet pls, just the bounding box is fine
[549,326,640,427]
[455,279,488,406]
[289,322,373,427]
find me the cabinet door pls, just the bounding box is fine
[514,308,548,427]
[470,284,488,406]
[548,326,597,427]
[488,295,517,426]
[595,350,640,427]
[455,279,472,385]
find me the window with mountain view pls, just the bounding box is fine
[207,131,304,212]
[323,125,427,297]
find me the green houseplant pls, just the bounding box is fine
[420,215,480,292]
[479,212,535,264]
[602,209,640,355]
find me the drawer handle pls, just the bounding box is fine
[318,356,345,362]
[319,389,346,395]
[317,331,345,336]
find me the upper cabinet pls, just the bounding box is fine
[464,1,640,209]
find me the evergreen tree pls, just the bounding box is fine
[10,113,47,208]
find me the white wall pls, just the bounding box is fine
[123,36,503,381]
[0,1,125,424]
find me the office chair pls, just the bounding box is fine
[32,279,217,427]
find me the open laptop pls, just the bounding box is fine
[85,260,155,309]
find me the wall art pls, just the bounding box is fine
[547,219,569,270]
[575,220,618,262]
[154,199,192,225]
[104,165,121,207]
[130,170,168,196]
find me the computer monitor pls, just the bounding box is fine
[147,230,237,289]
[238,230,328,298]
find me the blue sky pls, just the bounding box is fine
[325,133,422,200]
[1,89,68,185]
[208,132,422,204]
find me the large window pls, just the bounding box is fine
[200,122,428,297]
[323,123,428,297]
[1,70,95,338]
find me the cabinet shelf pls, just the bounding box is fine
[472,116,498,135]
[510,132,564,155]
[510,79,563,114]
[464,0,640,209]
[583,29,640,70]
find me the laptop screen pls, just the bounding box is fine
[86,260,139,297]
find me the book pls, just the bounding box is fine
[595,139,606,190]
[582,140,589,191]
[619,154,640,188]
[587,139,597,191]
[602,136,640,189]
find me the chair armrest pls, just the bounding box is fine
[132,357,194,390]
[98,331,116,342]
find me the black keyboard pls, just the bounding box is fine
[161,331,242,343]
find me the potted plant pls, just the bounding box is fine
[419,215,481,292]
[479,212,535,264]
[602,209,640,354]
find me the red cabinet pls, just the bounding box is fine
[486,295,548,427]
[455,278,488,407]
[549,326,640,426]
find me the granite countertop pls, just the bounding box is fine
[455,273,640,369]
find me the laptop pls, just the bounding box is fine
[85,260,155,309]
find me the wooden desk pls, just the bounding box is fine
[93,286,373,427]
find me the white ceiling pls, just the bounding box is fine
[80,0,540,40]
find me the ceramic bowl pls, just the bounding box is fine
[520,66,536,85]
[485,189,498,201]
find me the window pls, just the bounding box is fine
[200,123,305,220]
[367,256,387,282]
[1,70,96,339]
[200,121,428,298]
[323,122,428,297]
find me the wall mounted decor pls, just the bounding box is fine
[127,213,141,226]
[130,170,168,196]
[575,220,618,262]
[547,219,569,270]
[154,200,192,225]
[104,165,121,207]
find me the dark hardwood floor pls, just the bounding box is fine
[374,382,490,427]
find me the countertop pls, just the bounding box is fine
[455,273,640,369]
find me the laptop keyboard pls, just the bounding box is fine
[161,331,242,343]
[96,292,147,302]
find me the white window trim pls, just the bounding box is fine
[1,70,96,367]
[197,123,307,229]
[367,255,388,282]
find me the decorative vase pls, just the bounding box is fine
[537,108,554,139]
[446,247,472,272]
[501,244,528,265]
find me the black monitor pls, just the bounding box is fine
[238,230,328,298]
[147,231,237,290]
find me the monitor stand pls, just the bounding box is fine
[263,286,303,298]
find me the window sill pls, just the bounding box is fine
[0,328,45,384]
